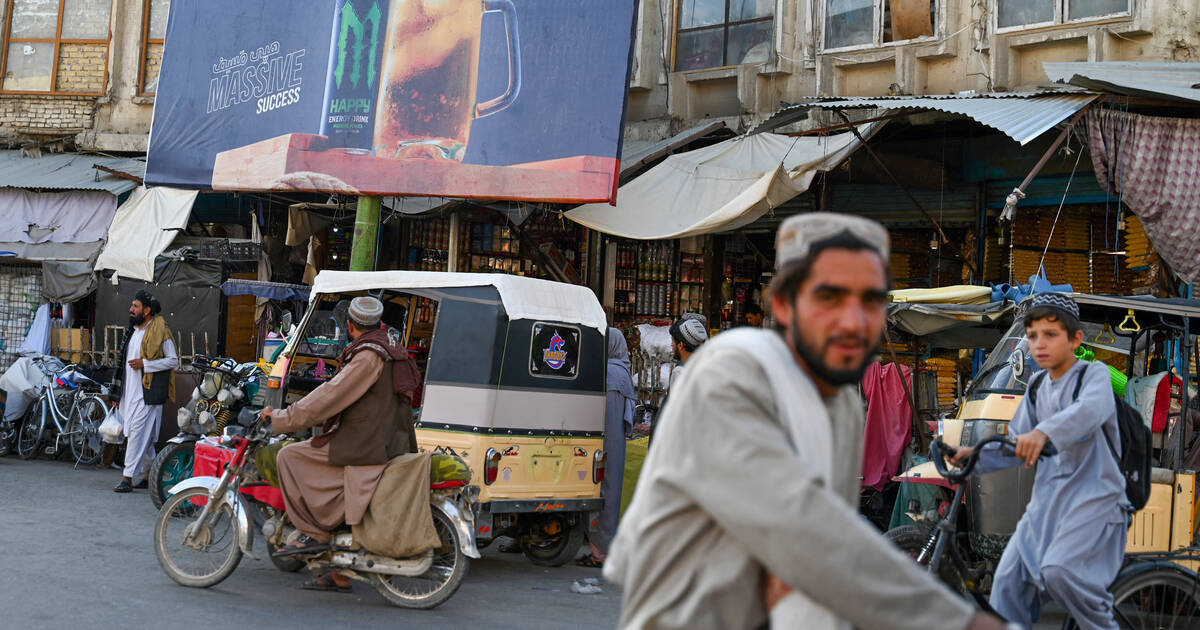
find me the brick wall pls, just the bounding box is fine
[143,43,164,93]
[0,96,96,135]
[55,44,108,93]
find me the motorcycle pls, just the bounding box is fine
[148,355,264,509]
[153,409,480,609]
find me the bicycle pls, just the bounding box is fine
[14,356,110,467]
[896,434,1200,629]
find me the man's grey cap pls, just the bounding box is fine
[1030,292,1080,320]
[680,312,707,327]
[775,212,890,269]
[349,296,384,327]
[677,318,708,347]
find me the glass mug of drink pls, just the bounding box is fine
[374,0,521,161]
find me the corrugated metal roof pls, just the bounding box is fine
[1043,62,1200,105]
[0,151,146,194]
[620,121,727,177]
[805,92,1098,145]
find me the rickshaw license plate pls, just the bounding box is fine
[531,454,565,482]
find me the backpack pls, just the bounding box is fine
[1028,364,1153,511]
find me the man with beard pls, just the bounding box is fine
[604,213,1008,630]
[112,290,178,493]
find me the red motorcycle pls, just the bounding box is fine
[152,410,479,609]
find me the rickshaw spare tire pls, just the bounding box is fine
[520,515,586,568]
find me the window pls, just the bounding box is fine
[139,0,167,94]
[994,0,1130,30]
[0,0,112,93]
[674,0,774,71]
[823,0,936,51]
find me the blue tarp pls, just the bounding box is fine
[219,279,310,302]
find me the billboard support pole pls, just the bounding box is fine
[447,211,460,272]
[351,196,381,271]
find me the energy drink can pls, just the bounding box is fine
[320,0,388,153]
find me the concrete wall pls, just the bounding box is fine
[627,0,1200,141]
[0,0,154,152]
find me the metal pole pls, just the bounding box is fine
[351,196,381,271]
[1179,316,1191,470]
[447,211,461,272]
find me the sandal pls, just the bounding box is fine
[576,554,604,568]
[301,572,351,593]
[276,534,330,556]
[113,481,132,493]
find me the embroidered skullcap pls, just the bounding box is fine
[1030,292,1080,320]
[348,296,384,327]
[671,317,708,351]
[775,212,889,269]
[680,312,707,327]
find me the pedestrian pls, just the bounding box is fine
[604,213,1008,630]
[112,290,178,493]
[579,327,636,568]
[262,296,422,592]
[949,292,1128,630]
[667,314,707,389]
[744,303,765,327]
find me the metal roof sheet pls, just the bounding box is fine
[0,151,146,194]
[805,92,1098,145]
[1043,62,1200,105]
[620,121,727,177]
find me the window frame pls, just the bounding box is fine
[0,0,112,95]
[672,0,776,72]
[137,0,165,96]
[819,0,939,54]
[991,0,1132,35]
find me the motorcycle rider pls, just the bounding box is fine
[261,296,422,591]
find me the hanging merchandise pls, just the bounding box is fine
[0,264,43,369]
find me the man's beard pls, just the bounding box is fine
[129,313,146,326]
[786,310,879,387]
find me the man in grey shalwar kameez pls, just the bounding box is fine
[604,213,1008,630]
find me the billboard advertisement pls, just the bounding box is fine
[146,0,637,203]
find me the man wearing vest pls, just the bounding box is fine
[263,296,422,592]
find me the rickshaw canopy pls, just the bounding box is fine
[310,270,607,333]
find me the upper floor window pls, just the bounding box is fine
[139,0,168,95]
[674,0,774,71]
[994,0,1130,31]
[0,0,112,94]
[823,0,936,51]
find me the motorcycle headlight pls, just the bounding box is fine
[199,373,223,399]
[198,411,217,433]
[216,388,233,405]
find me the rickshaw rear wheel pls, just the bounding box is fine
[521,515,586,567]
[1061,563,1200,630]
[149,441,196,509]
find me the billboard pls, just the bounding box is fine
[146,0,637,204]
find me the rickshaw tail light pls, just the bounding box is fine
[267,377,282,389]
[593,450,606,484]
[484,449,501,485]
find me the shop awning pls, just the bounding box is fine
[0,151,146,195]
[1045,62,1200,105]
[620,121,728,178]
[565,124,881,240]
[94,186,199,282]
[802,92,1097,145]
[220,279,310,302]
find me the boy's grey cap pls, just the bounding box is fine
[1030,292,1080,320]
[349,296,384,326]
[775,212,890,269]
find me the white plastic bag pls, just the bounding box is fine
[99,407,124,444]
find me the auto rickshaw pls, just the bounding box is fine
[263,270,608,567]
[893,292,1200,571]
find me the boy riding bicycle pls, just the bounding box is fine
[949,293,1129,630]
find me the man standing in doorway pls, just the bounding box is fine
[744,303,765,328]
[113,290,178,493]
[605,213,1008,630]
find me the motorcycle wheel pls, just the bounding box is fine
[149,441,196,509]
[154,487,243,588]
[885,525,966,594]
[67,396,105,466]
[268,543,304,573]
[372,508,470,609]
[15,400,45,460]
[521,515,585,568]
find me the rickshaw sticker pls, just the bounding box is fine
[543,333,568,370]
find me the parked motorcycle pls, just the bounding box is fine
[148,355,264,508]
[153,409,479,609]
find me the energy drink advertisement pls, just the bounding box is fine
[320,0,388,153]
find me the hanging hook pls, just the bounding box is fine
[1095,322,1117,344]
[1118,309,1141,333]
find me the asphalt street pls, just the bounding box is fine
[0,456,620,630]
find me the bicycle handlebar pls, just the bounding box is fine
[932,433,1058,485]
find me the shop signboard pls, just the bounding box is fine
[146,0,637,204]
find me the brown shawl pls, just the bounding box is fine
[312,327,422,447]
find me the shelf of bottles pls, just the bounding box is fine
[469,221,533,275]
[636,241,674,318]
[613,243,639,320]
[326,224,352,270]
[720,250,760,330]
[407,216,467,272]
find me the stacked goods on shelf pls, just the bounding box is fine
[924,356,959,409]
[1123,215,1155,270]
[889,230,932,288]
[409,216,468,272]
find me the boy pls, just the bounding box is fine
[950,292,1128,630]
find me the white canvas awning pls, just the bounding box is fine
[94,186,199,282]
[566,124,880,240]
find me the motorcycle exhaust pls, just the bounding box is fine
[329,534,434,576]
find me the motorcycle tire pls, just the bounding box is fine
[154,487,243,588]
[885,525,967,594]
[372,508,470,609]
[149,441,196,509]
[268,543,304,573]
[15,400,45,460]
[521,516,586,568]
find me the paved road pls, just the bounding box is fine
[0,456,620,629]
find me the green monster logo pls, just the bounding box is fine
[333,1,383,90]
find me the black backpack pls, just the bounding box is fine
[1028,365,1152,511]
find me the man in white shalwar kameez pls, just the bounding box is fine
[113,290,178,493]
[604,213,1010,630]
